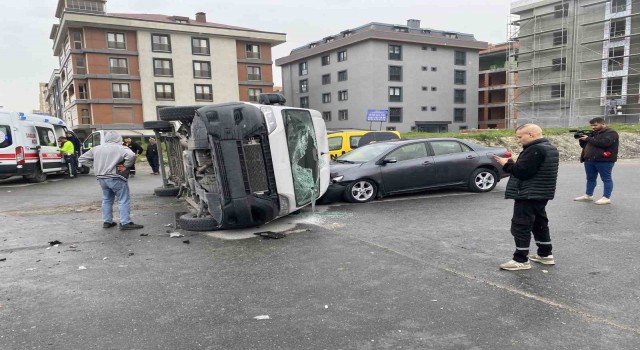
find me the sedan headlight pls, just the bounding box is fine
[331,175,344,183]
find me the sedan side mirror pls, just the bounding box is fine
[382,157,397,164]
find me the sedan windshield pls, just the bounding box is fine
[337,142,396,163]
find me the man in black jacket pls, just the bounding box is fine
[123,137,143,176]
[494,124,559,271]
[574,117,619,205]
[146,137,159,175]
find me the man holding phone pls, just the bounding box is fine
[493,124,559,271]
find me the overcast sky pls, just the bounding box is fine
[0,0,512,112]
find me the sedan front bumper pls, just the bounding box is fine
[318,183,346,204]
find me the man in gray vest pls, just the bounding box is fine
[494,124,559,271]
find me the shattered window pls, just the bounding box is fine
[282,109,319,206]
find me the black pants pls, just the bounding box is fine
[63,154,78,177]
[511,199,552,263]
[148,156,159,173]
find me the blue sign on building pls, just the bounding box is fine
[366,109,388,122]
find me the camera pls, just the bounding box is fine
[569,129,593,139]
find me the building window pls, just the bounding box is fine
[421,106,428,111]
[108,58,128,74]
[389,66,402,81]
[246,44,260,59]
[389,45,402,60]
[248,88,262,102]
[455,51,466,65]
[321,55,330,66]
[431,106,437,111]
[422,86,428,91]
[554,3,569,18]
[454,108,466,122]
[78,83,88,99]
[338,109,348,120]
[431,86,437,91]
[611,0,626,13]
[152,34,171,52]
[299,61,308,76]
[155,83,174,100]
[107,32,126,49]
[454,89,466,103]
[553,30,568,46]
[389,87,402,102]
[153,58,173,76]
[195,84,213,101]
[73,32,82,49]
[422,66,428,71]
[81,108,90,124]
[322,111,331,121]
[432,47,437,51]
[247,66,261,81]
[322,74,331,85]
[454,70,466,85]
[299,79,308,93]
[337,50,347,62]
[386,126,397,131]
[551,84,565,98]
[552,57,567,71]
[608,47,624,71]
[431,67,437,72]
[606,78,623,97]
[112,83,130,99]
[322,93,331,103]
[338,90,348,101]
[300,96,309,108]
[192,37,210,55]
[338,70,348,81]
[76,57,86,74]
[389,108,402,123]
[193,61,211,78]
[610,20,626,38]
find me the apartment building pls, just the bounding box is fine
[275,20,487,133]
[48,0,285,133]
[478,42,518,129]
[511,0,640,127]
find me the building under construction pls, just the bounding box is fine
[510,0,640,127]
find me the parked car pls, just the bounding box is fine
[143,102,330,231]
[321,138,510,203]
[327,130,401,159]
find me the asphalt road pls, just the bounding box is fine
[1,161,639,349]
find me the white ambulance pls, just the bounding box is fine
[0,109,71,182]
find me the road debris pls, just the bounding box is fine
[78,266,87,270]
[253,315,270,320]
[48,240,62,246]
[0,258,6,262]
[164,224,172,227]
[140,233,149,237]
[254,231,287,240]
[128,253,134,257]
[183,240,190,244]
[169,232,184,238]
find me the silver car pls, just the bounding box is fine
[322,138,510,203]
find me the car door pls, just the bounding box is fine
[428,140,479,185]
[83,132,101,151]
[34,124,63,173]
[380,142,436,193]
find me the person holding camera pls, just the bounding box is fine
[574,117,619,205]
[493,124,559,271]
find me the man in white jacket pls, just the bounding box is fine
[78,131,144,230]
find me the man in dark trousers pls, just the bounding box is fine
[146,137,160,175]
[574,117,619,205]
[123,137,143,176]
[494,124,559,271]
[66,131,83,173]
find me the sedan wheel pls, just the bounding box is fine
[469,168,497,193]
[345,179,377,203]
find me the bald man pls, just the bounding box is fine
[493,124,559,271]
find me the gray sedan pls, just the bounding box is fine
[322,138,511,203]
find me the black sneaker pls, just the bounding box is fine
[103,222,117,229]
[120,222,144,230]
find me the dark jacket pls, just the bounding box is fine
[146,143,158,159]
[67,135,82,155]
[127,141,144,155]
[579,127,619,163]
[504,138,559,200]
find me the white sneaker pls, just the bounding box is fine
[499,260,531,271]
[574,195,593,201]
[528,254,555,265]
[594,197,611,205]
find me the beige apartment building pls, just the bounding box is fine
[48,0,285,133]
